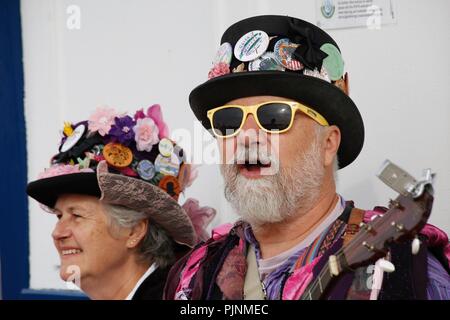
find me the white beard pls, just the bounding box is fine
[221,136,325,228]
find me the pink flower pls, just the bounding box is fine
[133,117,159,152]
[182,198,217,242]
[38,164,94,179]
[119,166,138,177]
[88,106,119,136]
[134,108,146,121]
[146,104,169,139]
[208,62,230,79]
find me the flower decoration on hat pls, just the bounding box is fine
[108,115,136,146]
[149,105,169,139]
[133,117,159,152]
[40,104,195,202]
[208,62,230,79]
[63,121,74,137]
[88,105,119,136]
[38,163,94,180]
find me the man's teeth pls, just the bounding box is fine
[62,249,82,255]
[242,159,271,166]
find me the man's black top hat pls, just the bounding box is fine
[189,15,364,169]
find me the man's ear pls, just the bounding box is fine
[126,219,148,249]
[323,125,341,167]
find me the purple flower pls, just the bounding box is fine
[108,115,136,145]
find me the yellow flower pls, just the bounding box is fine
[63,122,74,136]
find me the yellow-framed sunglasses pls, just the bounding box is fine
[207,100,329,138]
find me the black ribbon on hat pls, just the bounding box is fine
[288,18,328,70]
[53,133,103,164]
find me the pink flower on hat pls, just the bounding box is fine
[146,104,169,139]
[119,166,138,177]
[88,106,119,136]
[133,108,146,121]
[208,62,230,80]
[38,164,94,179]
[133,117,160,152]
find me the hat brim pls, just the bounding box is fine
[189,71,364,169]
[26,166,197,248]
[26,173,101,208]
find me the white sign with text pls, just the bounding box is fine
[316,0,396,30]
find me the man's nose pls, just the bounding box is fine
[241,114,259,131]
[238,114,261,146]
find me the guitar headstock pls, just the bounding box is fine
[342,160,435,270]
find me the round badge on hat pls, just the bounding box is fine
[273,38,304,71]
[136,159,156,180]
[60,124,86,153]
[155,154,180,177]
[234,30,269,62]
[158,138,174,157]
[320,43,344,81]
[102,143,133,168]
[214,42,233,65]
[158,175,181,200]
[248,52,285,72]
[173,145,186,163]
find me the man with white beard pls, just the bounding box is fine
[164,15,450,300]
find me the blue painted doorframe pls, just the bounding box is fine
[0,0,87,300]
[0,0,29,300]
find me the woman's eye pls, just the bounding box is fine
[56,214,62,220]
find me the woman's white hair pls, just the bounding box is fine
[103,204,176,268]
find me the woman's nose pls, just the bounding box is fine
[52,219,71,240]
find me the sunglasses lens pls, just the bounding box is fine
[257,103,292,131]
[212,107,244,137]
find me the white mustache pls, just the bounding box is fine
[232,143,274,166]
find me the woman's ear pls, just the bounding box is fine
[126,219,149,249]
[323,125,341,167]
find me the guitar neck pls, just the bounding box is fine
[300,262,336,300]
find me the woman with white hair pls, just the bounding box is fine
[27,104,215,299]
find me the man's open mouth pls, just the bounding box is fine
[238,159,272,173]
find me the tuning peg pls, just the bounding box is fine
[359,222,372,231]
[391,221,404,232]
[412,237,421,255]
[389,199,404,210]
[370,214,383,221]
[362,241,375,251]
[378,258,395,273]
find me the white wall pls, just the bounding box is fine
[22,0,450,289]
